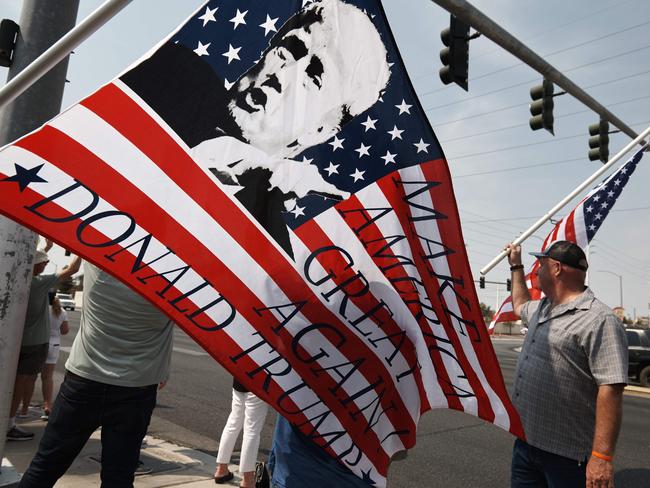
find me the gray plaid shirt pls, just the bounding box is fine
[513,288,628,461]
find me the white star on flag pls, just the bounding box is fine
[586,205,593,213]
[222,44,241,64]
[193,41,211,57]
[387,125,404,140]
[414,138,430,153]
[324,162,339,176]
[301,156,314,165]
[350,168,365,182]
[607,191,614,197]
[230,9,248,29]
[290,204,305,218]
[259,15,279,36]
[224,78,234,90]
[355,143,371,158]
[361,116,377,132]
[395,99,412,115]
[381,150,397,165]
[329,136,344,151]
[198,6,218,27]
[614,179,621,186]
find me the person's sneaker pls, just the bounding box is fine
[40,408,50,421]
[6,426,34,441]
[134,460,152,476]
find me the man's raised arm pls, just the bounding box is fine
[505,243,530,317]
[57,255,82,283]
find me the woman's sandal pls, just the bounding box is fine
[213,471,234,483]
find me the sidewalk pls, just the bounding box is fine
[4,408,241,487]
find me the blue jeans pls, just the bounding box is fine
[511,439,586,488]
[19,371,157,488]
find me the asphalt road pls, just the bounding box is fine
[57,311,650,487]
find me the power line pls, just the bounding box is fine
[468,19,650,84]
[447,117,650,161]
[412,0,634,85]
[454,157,583,179]
[463,207,650,224]
[449,132,584,160]
[430,68,650,128]
[423,42,650,112]
[439,94,650,144]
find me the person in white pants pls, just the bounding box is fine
[214,379,268,487]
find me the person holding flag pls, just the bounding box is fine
[505,240,627,488]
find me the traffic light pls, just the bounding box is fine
[439,15,470,91]
[479,276,485,289]
[0,19,19,67]
[506,279,511,292]
[588,120,610,163]
[529,79,555,135]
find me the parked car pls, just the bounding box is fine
[626,328,650,387]
[56,293,76,311]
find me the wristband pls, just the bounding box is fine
[510,264,524,271]
[591,450,613,462]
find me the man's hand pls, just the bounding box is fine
[586,456,614,487]
[505,243,522,266]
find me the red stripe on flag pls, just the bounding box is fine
[294,215,430,418]
[376,167,494,420]
[564,209,576,243]
[417,162,522,435]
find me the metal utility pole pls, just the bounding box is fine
[430,0,641,140]
[0,0,79,476]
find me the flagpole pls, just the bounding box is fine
[0,0,132,111]
[480,126,650,276]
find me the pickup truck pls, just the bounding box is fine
[626,328,650,387]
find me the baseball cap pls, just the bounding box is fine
[529,240,588,271]
[34,250,50,265]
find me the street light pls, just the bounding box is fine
[597,270,623,309]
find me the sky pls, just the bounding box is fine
[1,0,648,318]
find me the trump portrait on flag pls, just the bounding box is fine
[122,0,391,253]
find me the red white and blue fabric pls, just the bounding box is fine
[490,146,645,330]
[0,1,523,484]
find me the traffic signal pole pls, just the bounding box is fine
[0,2,80,476]
[430,0,641,140]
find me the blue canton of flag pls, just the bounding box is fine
[583,147,645,241]
[172,0,442,228]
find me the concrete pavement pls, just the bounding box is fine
[3,407,242,488]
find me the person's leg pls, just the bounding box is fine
[11,375,33,418]
[18,373,103,487]
[511,439,548,488]
[215,389,246,478]
[539,449,586,488]
[239,394,269,487]
[99,383,157,488]
[41,363,56,414]
[19,374,38,416]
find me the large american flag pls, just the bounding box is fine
[0,1,522,483]
[490,146,645,329]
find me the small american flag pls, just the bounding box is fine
[490,146,645,329]
[0,0,522,483]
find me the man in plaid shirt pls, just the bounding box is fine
[505,240,628,488]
